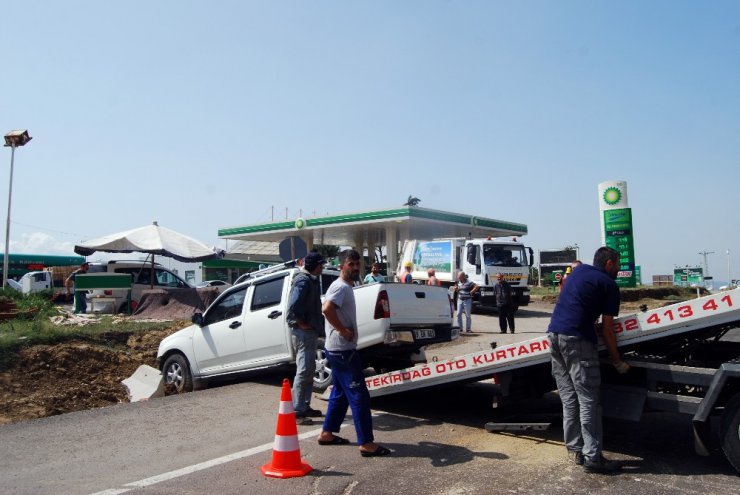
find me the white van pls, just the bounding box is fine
[86,260,192,313]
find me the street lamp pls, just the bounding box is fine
[3,130,32,288]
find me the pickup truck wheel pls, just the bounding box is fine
[313,338,332,392]
[162,354,193,394]
[720,392,740,473]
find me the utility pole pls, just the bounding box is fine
[727,249,731,286]
[698,251,715,284]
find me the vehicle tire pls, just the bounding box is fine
[162,353,193,394]
[721,392,740,473]
[118,300,138,314]
[313,338,332,392]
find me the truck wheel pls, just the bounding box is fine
[721,392,740,473]
[162,353,193,394]
[313,338,332,392]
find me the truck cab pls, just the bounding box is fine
[463,239,533,309]
[19,270,54,294]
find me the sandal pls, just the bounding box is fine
[360,445,391,457]
[318,435,350,446]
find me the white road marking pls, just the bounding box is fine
[89,427,323,495]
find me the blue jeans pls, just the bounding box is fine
[548,332,603,462]
[292,328,318,414]
[74,290,87,314]
[457,298,472,331]
[322,349,374,445]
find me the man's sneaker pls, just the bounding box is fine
[295,414,314,425]
[305,407,323,418]
[583,454,622,474]
[567,450,584,465]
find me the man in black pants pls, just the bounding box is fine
[493,273,515,333]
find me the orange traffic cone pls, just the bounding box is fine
[260,378,313,478]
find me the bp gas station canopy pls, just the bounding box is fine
[218,206,528,275]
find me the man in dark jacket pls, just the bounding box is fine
[287,250,325,424]
[493,273,515,333]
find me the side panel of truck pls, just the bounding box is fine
[191,274,293,376]
[241,274,293,364]
[192,285,252,374]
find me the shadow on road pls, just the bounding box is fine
[373,382,738,477]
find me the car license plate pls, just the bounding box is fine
[481,290,493,296]
[413,329,436,339]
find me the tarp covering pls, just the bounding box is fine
[74,222,224,262]
[132,288,220,320]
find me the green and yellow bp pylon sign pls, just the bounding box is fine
[598,181,637,288]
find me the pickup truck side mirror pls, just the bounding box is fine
[191,312,204,326]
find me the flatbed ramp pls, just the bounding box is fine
[367,287,740,397]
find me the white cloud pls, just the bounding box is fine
[9,232,77,255]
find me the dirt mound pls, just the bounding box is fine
[133,288,219,320]
[620,286,705,302]
[0,325,182,425]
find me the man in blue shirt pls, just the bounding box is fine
[363,262,385,284]
[547,247,630,474]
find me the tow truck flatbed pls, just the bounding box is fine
[366,287,740,472]
[367,288,740,397]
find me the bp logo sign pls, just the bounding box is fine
[294,218,306,229]
[602,187,622,206]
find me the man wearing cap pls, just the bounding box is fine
[287,250,325,424]
[400,261,413,284]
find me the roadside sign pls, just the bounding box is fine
[554,273,562,281]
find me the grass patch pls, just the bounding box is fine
[0,288,183,370]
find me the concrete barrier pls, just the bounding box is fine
[122,365,165,402]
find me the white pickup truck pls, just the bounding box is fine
[157,262,458,393]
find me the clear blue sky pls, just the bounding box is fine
[2,1,739,283]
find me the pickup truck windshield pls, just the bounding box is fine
[483,245,527,267]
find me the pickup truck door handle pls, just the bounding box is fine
[229,320,241,329]
[268,310,283,320]
[414,292,426,298]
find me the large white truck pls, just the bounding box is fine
[398,237,534,311]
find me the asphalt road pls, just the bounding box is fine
[0,303,738,494]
